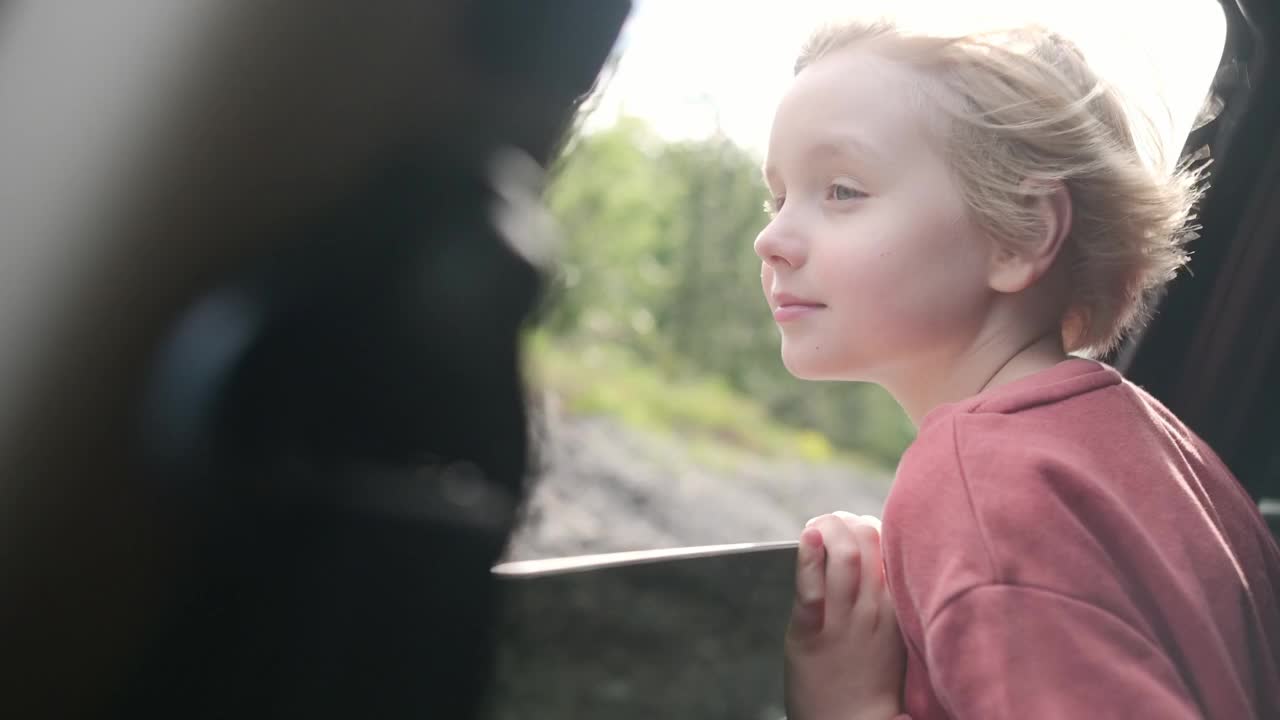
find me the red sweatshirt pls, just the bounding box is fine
[881,358,1280,719]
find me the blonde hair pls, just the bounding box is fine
[796,21,1203,355]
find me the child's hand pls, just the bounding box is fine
[784,512,906,720]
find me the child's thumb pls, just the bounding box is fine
[789,527,826,635]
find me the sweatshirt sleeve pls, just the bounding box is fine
[921,584,1201,719]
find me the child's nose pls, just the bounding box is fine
[754,218,807,270]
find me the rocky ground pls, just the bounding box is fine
[504,393,894,562]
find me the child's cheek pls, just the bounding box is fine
[841,241,958,346]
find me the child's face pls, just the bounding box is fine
[757,47,995,382]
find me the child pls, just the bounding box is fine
[756,20,1280,719]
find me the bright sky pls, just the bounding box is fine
[585,0,1226,163]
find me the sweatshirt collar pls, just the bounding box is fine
[918,357,1122,432]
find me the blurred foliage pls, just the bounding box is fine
[527,332,841,465]
[533,118,915,468]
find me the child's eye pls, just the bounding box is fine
[827,183,867,202]
[824,181,865,202]
[764,196,785,216]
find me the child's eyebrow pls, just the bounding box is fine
[807,134,882,166]
[761,133,883,186]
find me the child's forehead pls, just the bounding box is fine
[792,47,935,117]
[768,48,943,160]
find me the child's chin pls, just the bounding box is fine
[781,343,870,382]
[781,351,840,381]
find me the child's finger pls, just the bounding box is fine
[810,514,860,621]
[834,512,887,609]
[854,521,885,609]
[860,514,889,589]
[790,526,827,634]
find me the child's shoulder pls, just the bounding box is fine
[902,358,1142,481]
[889,409,1088,530]
[885,395,1154,616]
[886,359,1155,563]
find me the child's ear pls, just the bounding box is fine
[988,181,1073,294]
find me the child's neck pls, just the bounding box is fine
[976,332,1071,396]
[889,330,1069,427]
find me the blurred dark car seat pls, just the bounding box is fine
[0,2,629,718]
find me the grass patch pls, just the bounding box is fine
[526,333,873,467]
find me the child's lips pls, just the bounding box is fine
[773,302,826,323]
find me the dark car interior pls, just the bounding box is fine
[0,0,1274,718]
